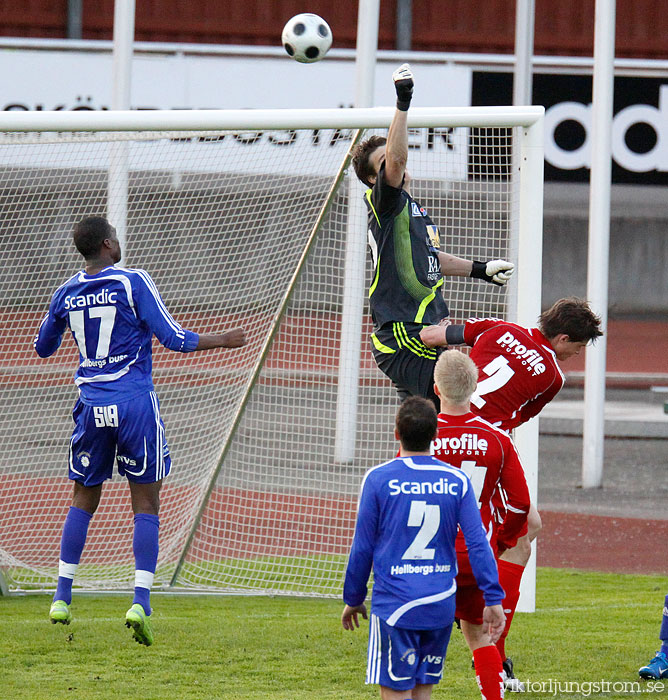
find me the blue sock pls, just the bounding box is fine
[660,594,668,657]
[54,506,93,605]
[132,513,159,616]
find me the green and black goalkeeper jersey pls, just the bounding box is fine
[365,164,449,331]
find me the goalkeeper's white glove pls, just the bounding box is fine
[392,63,414,111]
[471,259,515,286]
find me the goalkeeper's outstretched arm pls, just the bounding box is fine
[439,252,515,286]
[383,63,414,189]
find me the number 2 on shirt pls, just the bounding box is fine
[68,306,117,359]
[402,501,440,560]
[471,355,515,409]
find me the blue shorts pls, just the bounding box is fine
[68,391,171,486]
[366,614,452,691]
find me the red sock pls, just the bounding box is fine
[496,559,525,660]
[473,644,504,700]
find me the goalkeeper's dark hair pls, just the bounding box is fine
[538,297,603,343]
[351,135,387,188]
[395,396,437,452]
[73,216,113,259]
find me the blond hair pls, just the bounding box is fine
[433,350,479,406]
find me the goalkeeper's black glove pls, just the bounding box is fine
[471,260,515,286]
[392,63,414,111]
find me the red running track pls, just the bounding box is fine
[2,477,665,576]
[538,511,668,575]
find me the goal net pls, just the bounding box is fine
[0,107,543,599]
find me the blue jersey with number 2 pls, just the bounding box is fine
[34,265,199,405]
[343,455,504,630]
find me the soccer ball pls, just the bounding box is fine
[281,13,332,63]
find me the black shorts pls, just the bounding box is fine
[370,322,443,410]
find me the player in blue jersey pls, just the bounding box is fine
[342,396,505,700]
[639,595,668,680]
[34,216,246,645]
[351,63,515,410]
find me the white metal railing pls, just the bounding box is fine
[0,37,667,77]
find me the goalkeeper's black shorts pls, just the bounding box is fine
[370,321,444,410]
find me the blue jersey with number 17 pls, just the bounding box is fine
[34,265,199,406]
[343,455,504,630]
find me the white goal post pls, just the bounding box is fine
[0,106,543,610]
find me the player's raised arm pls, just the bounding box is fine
[419,320,467,349]
[133,269,198,352]
[383,63,413,188]
[438,252,515,286]
[194,329,246,351]
[419,315,501,350]
[133,269,246,353]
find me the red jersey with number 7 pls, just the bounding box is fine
[431,412,530,564]
[463,318,565,432]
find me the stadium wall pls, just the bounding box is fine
[543,183,668,316]
[0,0,666,60]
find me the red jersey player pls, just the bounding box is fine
[466,319,566,433]
[421,298,603,430]
[422,297,603,688]
[431,350,529,700]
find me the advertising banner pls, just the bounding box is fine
[473,72,668,184]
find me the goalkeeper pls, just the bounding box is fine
[351,63,514,410]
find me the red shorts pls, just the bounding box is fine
[455,572,485,625]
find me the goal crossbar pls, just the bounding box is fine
[0,106,544,132]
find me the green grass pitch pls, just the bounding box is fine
[2,568,667,700]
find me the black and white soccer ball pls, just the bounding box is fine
[281,13,333,63]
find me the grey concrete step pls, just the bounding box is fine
[540,398,668,438]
